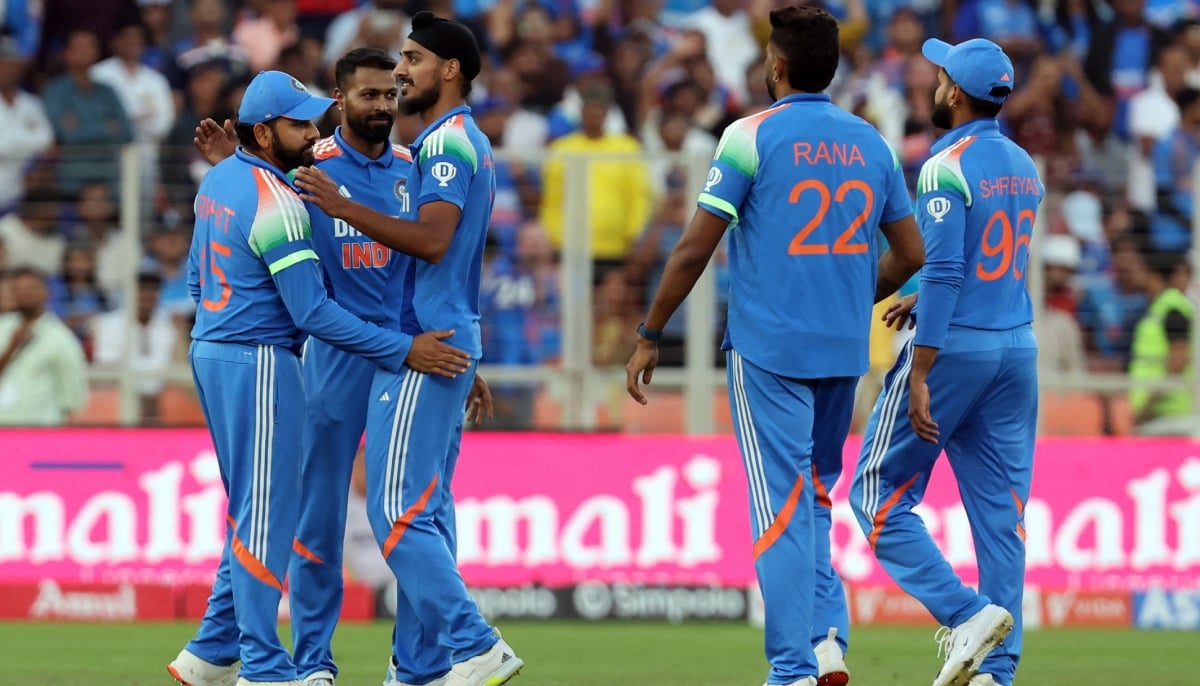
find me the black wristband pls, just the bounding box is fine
[637,322,663,343]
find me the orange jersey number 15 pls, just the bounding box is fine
[198,240,233,311]
[787,179,874,255]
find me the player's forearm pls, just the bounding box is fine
[910,344,939,381]
[875,249,916,303]
[336,201,449,263]
[643,243,710,332]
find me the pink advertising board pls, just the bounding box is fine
[1,430,1197,590]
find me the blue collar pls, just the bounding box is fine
[234,147,294,186]
[930,118,1001,155]
[333,126,396,168]
[772,93,832,106]
[412,105,473,150]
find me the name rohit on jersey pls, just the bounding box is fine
[334,218,390,269]
[793,141,865,167]
[195,194,235,232]
[979,175,1040,198]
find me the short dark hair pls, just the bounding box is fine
[335,47,398,91]
[8,265,46,283]
[1145,250,1185,283]
[234,117,283,151]
[1175,87,1200,112]
[137,271,163,289]
[944,72,1006,118]
[768,5,839,94]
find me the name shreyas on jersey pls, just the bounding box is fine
[978,175,1040,198]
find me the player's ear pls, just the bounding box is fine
[443,57,460,84]
[333,88,346,112]
[253,121,273,149]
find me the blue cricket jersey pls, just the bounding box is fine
[402,106,496,359]
[913,118,1044,349]
[698,93,913,379]
[309,128,413,327]
[188,148,411,371]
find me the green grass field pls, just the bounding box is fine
[1,620,1192,685]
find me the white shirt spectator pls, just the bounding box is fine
[684,6,759,102]
[0,311,87,425]
[90,57,174,146]
[0,213,64,276]
[91,309,177,396]
[1127,71,1180,212]
[0,90,53,213]
[323,4,410,67]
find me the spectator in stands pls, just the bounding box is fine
[1003,54,1078,188]
[43,29,134,194]
[37,0,139,76]
[143,223,193,319]
[0,266,88,425]
[1082,0,1173,142]
[91,271,176,421]
[0,268,12,314]
[0,35,52,217]
[540,80,651,285]
[136,0,175,74]
[479,234,542,430]
[322,0,409,68]
[1127,44,1190,214]
[1151,87,1200,252]
[161,59,230,214]
[1039,234,1088,376]
[1128,251,1195,435]
[172,0,251,97]
[68,183,132,303]
[643,109,717,197]
[683,0,758,102]
[91,19,176,200]
[232,0,300,72]
[49,242,111,346]
[1079,232,1150,369]
[0,188,64,277]
[547,53,629,141]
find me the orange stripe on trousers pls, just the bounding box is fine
[1010,488,1027,541]
[225,515,282,590]
[753,473,805,560]
[868,473,921,552]
[812,466,832,509]
[293,538,324,564]
[381,476,439,559]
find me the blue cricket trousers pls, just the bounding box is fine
[289,338,378,680]
[365,362,495,684]
[727,350,857,685]
[850,326,1037,686]
[186,340,303,683]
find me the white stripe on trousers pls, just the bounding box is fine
[384,369,424,523]
[729,351,775,537]
[251,345,276,561]
[858,339,914,524]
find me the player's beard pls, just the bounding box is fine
[931,95,954,130]
[399,82,440,116]
[347,108,395,145]
[272,135,315,171]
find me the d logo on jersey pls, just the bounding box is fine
[432,161,457,187]
[704,167,723,192]
[926,197,952,223]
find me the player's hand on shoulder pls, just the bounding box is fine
[466,373,494,424]
[194,118,237,166]
[625,340,660,406]
[295,166,349,217]
[406,329,471,378]
[883,294,918,331]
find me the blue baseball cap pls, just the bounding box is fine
[237,70,335,125]
[921,38,1014,104]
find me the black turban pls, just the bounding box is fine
[408,11,481,81]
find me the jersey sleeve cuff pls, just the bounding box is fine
[418,193,465,211]
[267,249,318,275]
[698,193,737,223]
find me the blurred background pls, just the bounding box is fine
[0,0,1197,437]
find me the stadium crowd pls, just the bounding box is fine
[0,0,1194,432]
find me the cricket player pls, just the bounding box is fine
[624,7,924,686]
[168,70,471,686]
[295,12,523,686]
[849,38,1042,686]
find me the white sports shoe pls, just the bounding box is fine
[234,679,303,686]
[761,678,817,686]
[814,627,849,686]
[444,635,524,686]
[969,674,1001,686]
[932,604,1014,686]
[384,654,448,686]
[302,670,334,685]
[166,649,239,686]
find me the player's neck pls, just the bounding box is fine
[418,95,467,127]
[951,113,992,130]
[772,83,819,102]
[340,127,388,160]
